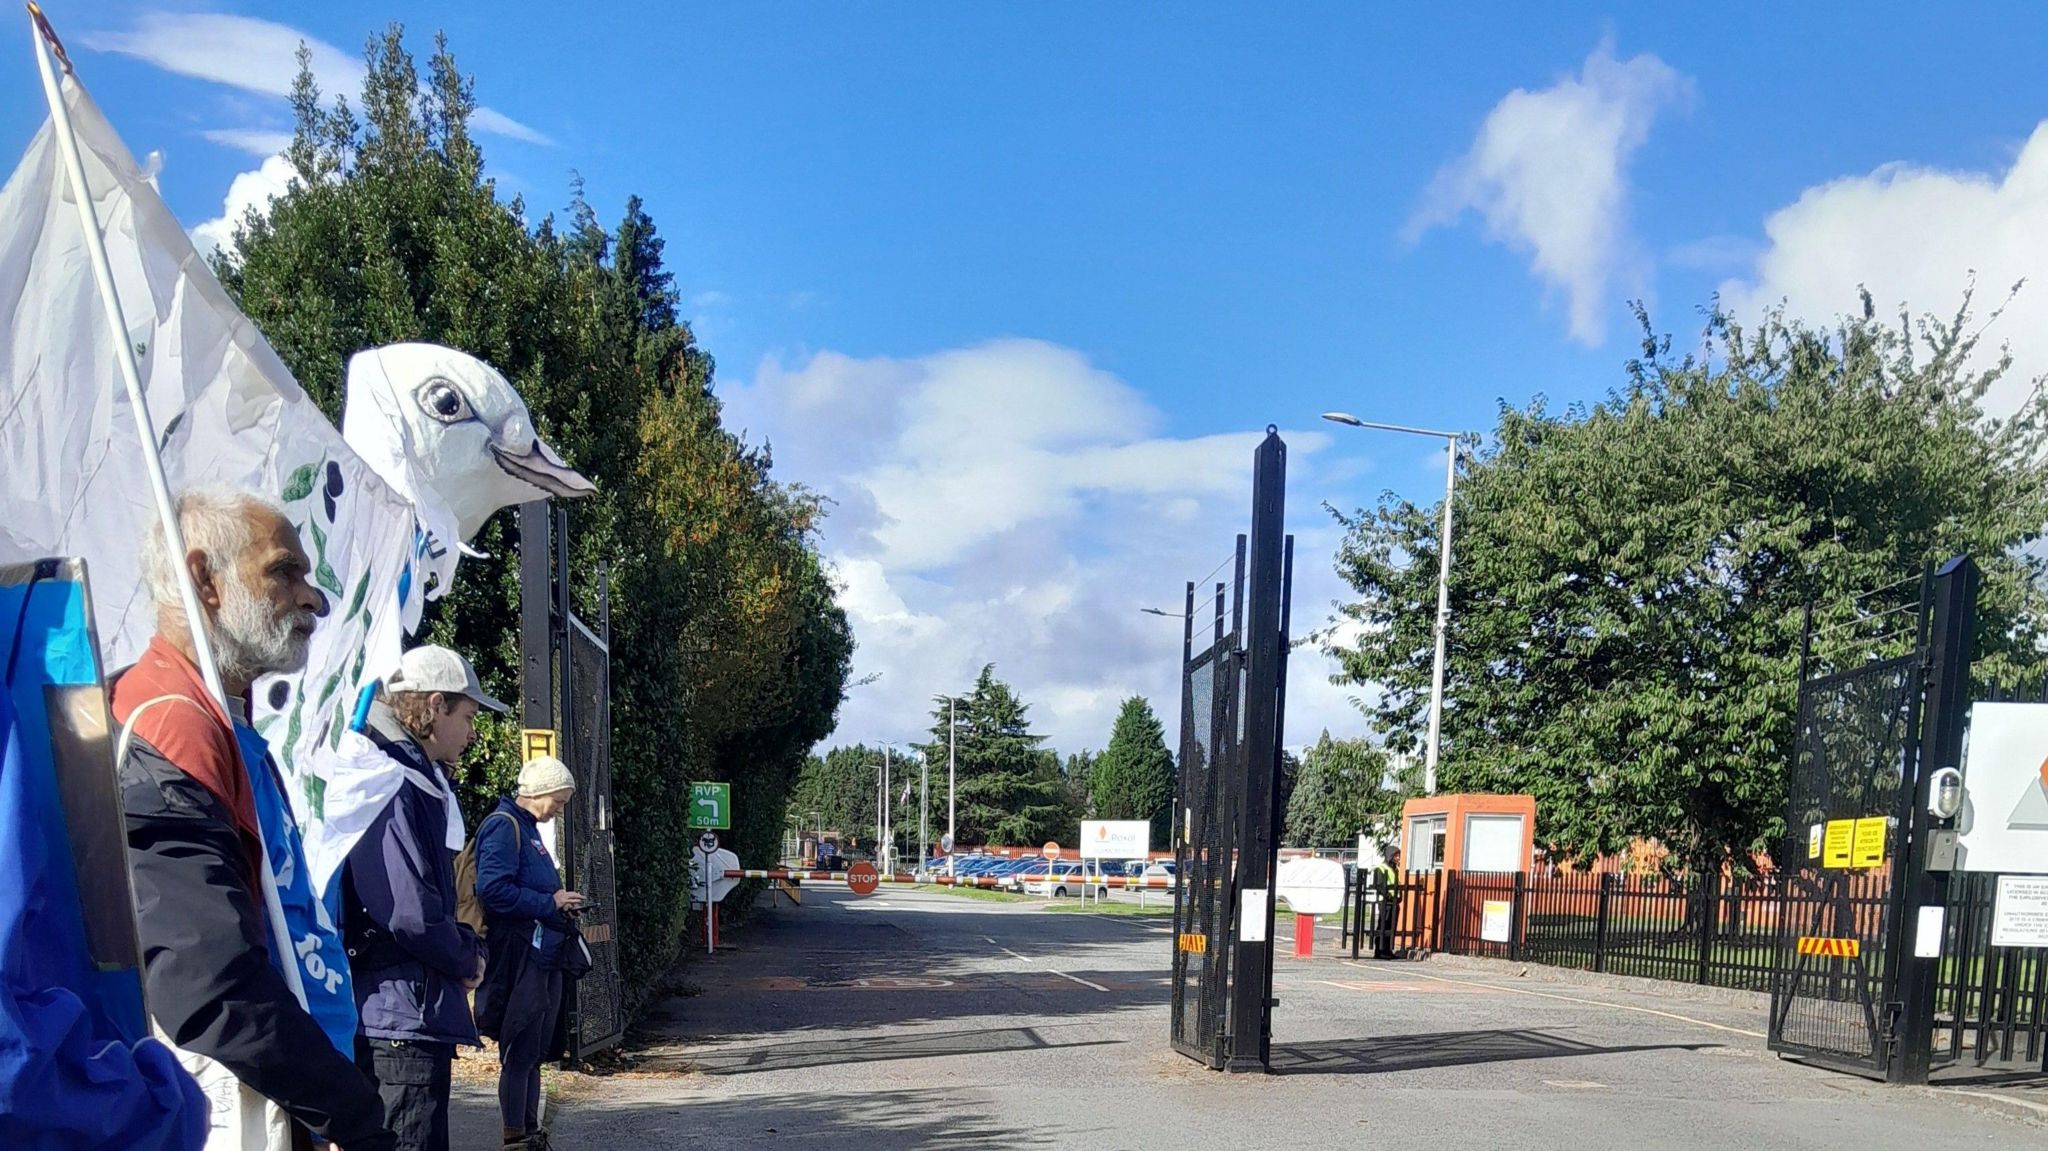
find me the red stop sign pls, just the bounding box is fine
[847,860,880,897]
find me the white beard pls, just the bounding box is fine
[213,576,314,685]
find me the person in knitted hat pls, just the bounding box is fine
[471,757,583,1149]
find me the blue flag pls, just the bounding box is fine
[0,577,206,1149]
[236,723,358,1056]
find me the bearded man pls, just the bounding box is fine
[112,487,396,1151]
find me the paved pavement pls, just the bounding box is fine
[458,886,2041,1149]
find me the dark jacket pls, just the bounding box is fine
[475,797,566,951]
[473,797,569,1039]
[118,726,395,1151]
[342,702,484,1047]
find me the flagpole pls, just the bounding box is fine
[28,7,308,1016]
[28,5,226,706]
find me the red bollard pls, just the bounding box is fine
[1293,912,1315,958]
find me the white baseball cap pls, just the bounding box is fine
[386,644,509,713]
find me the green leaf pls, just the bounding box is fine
[309,522,342,595]
[304,774,326,822]
[344,567,372,622]
[283,698,303,774]
[282,462,318,503]
[316,668,345,709]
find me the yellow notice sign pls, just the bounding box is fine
[1851,818,1889,869]
[1822,820,1856,869]
[521,728,557,763]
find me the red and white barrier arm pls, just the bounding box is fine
[722,869,1179,889]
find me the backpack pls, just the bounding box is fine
[455,810,519,938]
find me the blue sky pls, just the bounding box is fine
[11,3,2048,753]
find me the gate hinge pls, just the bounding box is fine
[1880,1001,1903,1043]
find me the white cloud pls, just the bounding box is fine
[200,129,294,158]
[1409,40,1691,345]
[84,13,552,146]
[470,108,552,146]
[723,339,1368,756]
[1720,122,2048,417]
[190,153,294,261]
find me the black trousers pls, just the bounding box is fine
[497,967,564,1133]
[1373,892,1400,958]
[355,1036,455,1151]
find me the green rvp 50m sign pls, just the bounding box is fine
[689,781,730,829]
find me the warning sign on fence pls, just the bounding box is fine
[1822,820,1855,868]
[1480,900,1512,943]
[1177,933,1208,954]
[1850,817,1888,869]
[1991,875,2048,948]
[1796,936,1862,958]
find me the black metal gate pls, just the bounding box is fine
[1932,678,2048,1077]
[561,614,622,1058]
[519,502,625,1060]
[1170,428,1292,1073]
[1170,568,1244,1069]
[1767,650,1924,1077]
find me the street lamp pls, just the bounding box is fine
[933,696,962,879]
[1139,607,1187,618]
[1322,411,1464,795]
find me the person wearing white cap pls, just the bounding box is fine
[473,756,585,1149]
[341,644,504,1151]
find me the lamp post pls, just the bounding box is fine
[1322,412,1463,795]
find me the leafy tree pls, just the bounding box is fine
[221,27,851,1003]
[1328,297,2048,872]
[1283,732,1415,847]
[921,667,1067,845]
[1088,697,1177,848]
[793,746,880,850]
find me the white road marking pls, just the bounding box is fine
[1001,946,1034,962]
[1341,961,1766,1039]
[1050,970,1110,992]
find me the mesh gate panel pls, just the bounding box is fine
[1172,642,1239,1067]
[1768,654,1920,1075]
[564,618,623,1057]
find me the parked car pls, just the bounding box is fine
[1140,861,1178,889]
[1020,860,1109,898]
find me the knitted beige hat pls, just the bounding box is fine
[517,755,576,798]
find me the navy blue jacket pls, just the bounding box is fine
[342,705,483,1047]
[475,797,568,966]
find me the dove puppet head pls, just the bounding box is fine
[341,343,596,542]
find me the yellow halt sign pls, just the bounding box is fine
[522,728,557,763]
[1796,936,1861,958]
[1822,820,1856,869]
[1850,817,1889,869]
[1177,933,1208,954]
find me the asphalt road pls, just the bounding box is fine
[509,887,2036,1150]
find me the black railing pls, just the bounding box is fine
[1353,868,1880,995]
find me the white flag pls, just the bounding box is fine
[1,60,589,906]
[0,53,416,1086]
